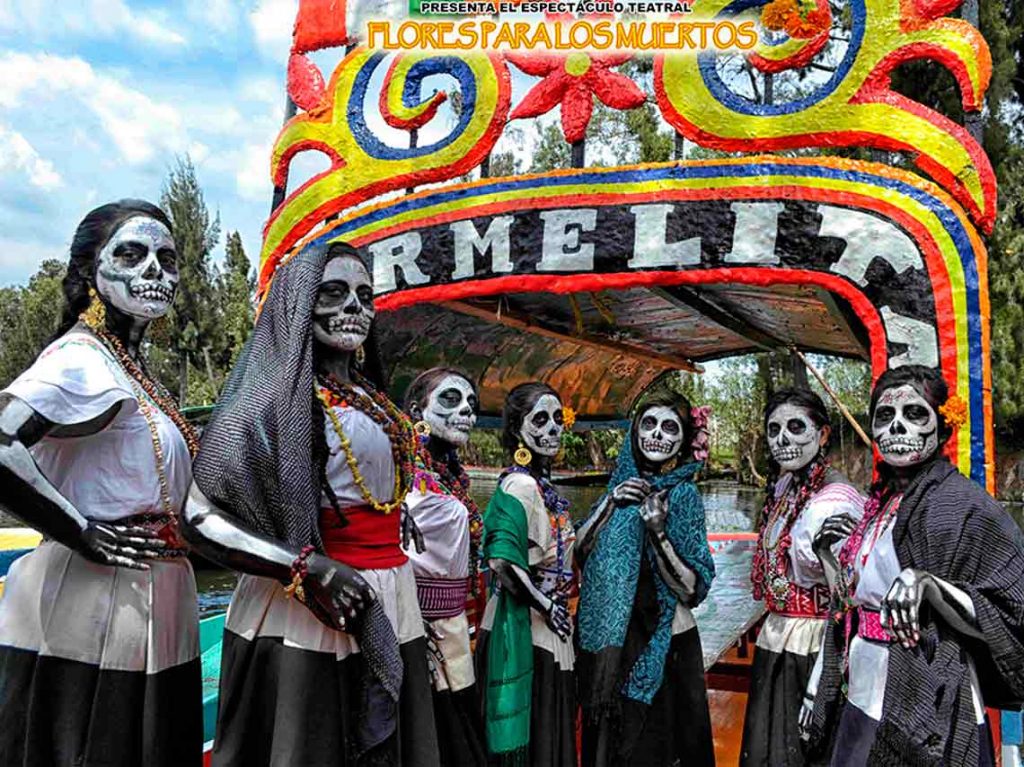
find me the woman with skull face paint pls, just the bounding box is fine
[181,242,440,767]
[575,391,717,767]
[740,388,864,767]
[805,366,1024,767]
[402,367,487,767]
[0,200,203,766]
[475,382,576,767]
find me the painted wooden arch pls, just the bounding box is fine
[287,157,993,491]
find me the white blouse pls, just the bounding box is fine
[3,331,191,522]
[500,472,575,572]
[321,390,396,508]
[757,475,865,656]
[403,487,470,579]
[848,511,985,723]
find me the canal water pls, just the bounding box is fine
[195,480,765,617]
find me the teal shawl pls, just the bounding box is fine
[577,442,714,706]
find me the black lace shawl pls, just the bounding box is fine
[192,244,403,753]
[809,457,1024,766]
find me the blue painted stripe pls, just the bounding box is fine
[349,53,477,160]
[695,0,866,117]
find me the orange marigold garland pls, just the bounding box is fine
[938,395,968,429]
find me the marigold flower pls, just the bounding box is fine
[562,406,577,430]
[761,0,798,31]
[938,395,968,429]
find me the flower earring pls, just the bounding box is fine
[514,441,533,467]
[79,287,106,330]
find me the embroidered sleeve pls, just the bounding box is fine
[789,482,866,588]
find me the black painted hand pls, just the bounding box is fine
[401,503,425,554]
[78,520,167,570]
[639,490,669,534]
[546,599,572,641]
[611,477,652,507]
[305,553,377,630]
[881,567,939,648]
[813,512,858,553]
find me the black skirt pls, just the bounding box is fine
[829,702,995,767]
[433,686,487,767]
[740,645,822,767]
[0,542,203,767]
[579,627,715,767]
[475,631,577,767]
[210,570,440,767]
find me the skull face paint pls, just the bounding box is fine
[766,403,824,472]
[95,216,178,320]
[520,394,564,457]
[313,256,375,353]
[872,384,939,468]
[423,374,478,446]
[637,405,684,465]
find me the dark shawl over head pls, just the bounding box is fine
[193,245,328,550]
[811,457,1024,766]
[192,245,404,748]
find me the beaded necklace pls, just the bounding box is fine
[86,326,200,522]
[501,465,572,591]
[419,447,484,593]
[750,459,829,612]
[317,372,417,515]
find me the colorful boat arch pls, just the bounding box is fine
[283,156,993,491]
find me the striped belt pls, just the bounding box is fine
[857,607,895,643]
[416,576,469,620]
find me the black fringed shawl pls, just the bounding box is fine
[810,458,1024,766]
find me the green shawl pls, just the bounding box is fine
[482,482,534,764]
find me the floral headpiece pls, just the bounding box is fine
[938,394,967,429]
[562,405,576,430]
[690,405,712,463]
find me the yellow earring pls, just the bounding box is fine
[355,345,366,366]
[514,442,533,467]
[413,420,431,439]
[79,287,106,330]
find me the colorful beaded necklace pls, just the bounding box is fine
[750,458,829,612]
[317,372,417,515]
[500,465,572,591]
[85,325,200,522]
[418,446,484,593]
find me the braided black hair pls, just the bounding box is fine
[55,199,173,339]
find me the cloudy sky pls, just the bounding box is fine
[0,0,318,286]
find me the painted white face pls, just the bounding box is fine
[519,394,564,457]
[424,374,478,446]
[95,216,178,320]
[637,405,684,464]
[872,384,939,468]
[766,403,824,472]
[313,256,375,352]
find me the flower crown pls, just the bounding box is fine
[937,394,967,429]
[690,405,712,462]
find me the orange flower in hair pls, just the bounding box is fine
[938,395,968,429]
[562,406,577,430]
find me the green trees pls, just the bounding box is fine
[0,260,65,388]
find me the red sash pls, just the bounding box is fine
[319,506,408,570]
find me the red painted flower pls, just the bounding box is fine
[506,51,647,144]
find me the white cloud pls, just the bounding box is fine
[235,142,273,202]
[0,125,62,190]
[185,0,238,34]
[0,0,187,47]
[250,0,298,61]
[0,52,188,166]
